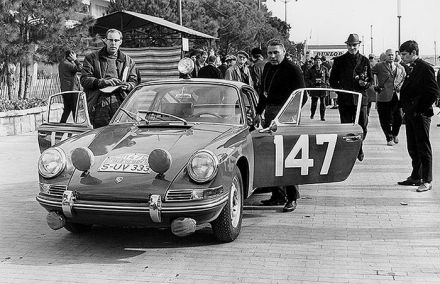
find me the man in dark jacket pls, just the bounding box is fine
[198,55,222,79]
[80,28,138,128]
[58,50,82,123]
[250,47,266,94]
[397,40,439,192]
[255,38,306,213]
[329,33,372,161]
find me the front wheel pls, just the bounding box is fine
[211,166,243,242]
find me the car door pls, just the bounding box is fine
[251,88,363,187]
[37,91,93,153]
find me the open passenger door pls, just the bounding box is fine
[252,88,363,187]
[37,91,92,153]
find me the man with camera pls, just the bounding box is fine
[372,49,406,146]
[329,34,372,161]
[305,55,330,121]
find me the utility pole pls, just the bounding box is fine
[362,35,365,54]
[397,0,401,49]
[178,0,182,25]
[370,25,373,54]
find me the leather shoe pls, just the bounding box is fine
[282,201,297,212]
[393,136,399,144]
[387,140,395,146]
[398,177,422,186]
[261,197,286,206]
[416,183,432,192]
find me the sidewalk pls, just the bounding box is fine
[0,108,439,283]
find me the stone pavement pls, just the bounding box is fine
[0,107,439,283]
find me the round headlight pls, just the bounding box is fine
[178,58,195,75]
[38,147,67,179]
[187,150,219,183]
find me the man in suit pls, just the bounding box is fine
[397,40,439,192]
[329,33,373,161]
[372,49,406,146]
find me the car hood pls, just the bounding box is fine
[67,123,236,201]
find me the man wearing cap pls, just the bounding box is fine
[255,38,306,213]
[329,33,372,161]
[198,55,223,79]
[250,47,266,94]
[225,51,253,86]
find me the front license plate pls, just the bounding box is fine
[98,153,152,174]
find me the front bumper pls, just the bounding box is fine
[36,188,228,227]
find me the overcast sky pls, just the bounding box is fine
[265,0,439,56]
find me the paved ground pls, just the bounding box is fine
[0,107,439,283]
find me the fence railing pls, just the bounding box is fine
[0,74,61,101]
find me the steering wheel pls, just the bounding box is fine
[192,112,222,118]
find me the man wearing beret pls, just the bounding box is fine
[225,50,253,86]
[329,33,373,161]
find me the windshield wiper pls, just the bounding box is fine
[119,108,149,124]
[138,110,188,125]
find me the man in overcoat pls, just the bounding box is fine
[329,33,372,161]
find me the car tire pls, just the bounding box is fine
[211,166,243,242]
[64,222,92,233]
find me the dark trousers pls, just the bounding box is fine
[377,94,402,141]
[405,114,432,183]
[310,96,326,119]
[60,93,77,123]
[263,105,300,202]
[338,104,368,139]
[338,104,368,157]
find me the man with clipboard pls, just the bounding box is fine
[81,28,138,128]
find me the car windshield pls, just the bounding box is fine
[113,83,243,125]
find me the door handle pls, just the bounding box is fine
[38,133,48,138]
[342,134,362,142]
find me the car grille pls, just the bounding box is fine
[165,189,193,201]
[48,185,67,198]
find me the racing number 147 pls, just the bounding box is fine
[274,134,337,176]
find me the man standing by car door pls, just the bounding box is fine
[255,38,306,212]
[329,33,372,161]
[80,28,138,128]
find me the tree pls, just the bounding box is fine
[107,0,297,57]
[0,0,93,100]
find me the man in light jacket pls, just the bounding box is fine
[225,50,253,87]
[372,49,406,146]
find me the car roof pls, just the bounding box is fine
[138,78,251,89]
